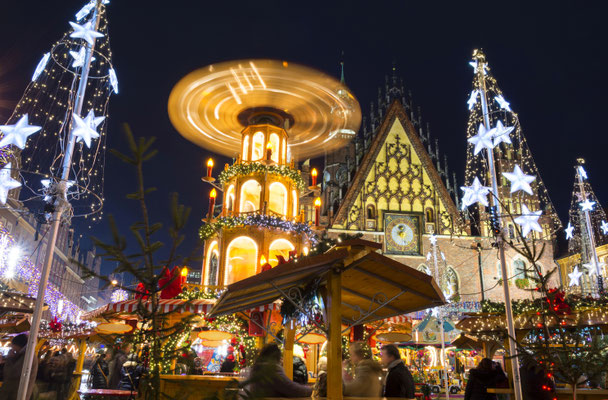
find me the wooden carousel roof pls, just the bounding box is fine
[210,239,446,325]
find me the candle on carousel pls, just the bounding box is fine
[266,142,273,161]
[181,267,188,285]
[314,197,321,227]
[206,158,214,178]
[311,168,318,186]
[208,189,217,219]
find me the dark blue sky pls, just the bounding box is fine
[0,0,606,275]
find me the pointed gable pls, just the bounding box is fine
[332,100,462,235]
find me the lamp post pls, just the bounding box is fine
[473,49,522,400]
[429,235,449,400]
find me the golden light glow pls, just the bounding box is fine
[207,158,214,168]
[205,241,219,286]
[260,255,267,265]
[303,246,309,256]
[314,197,321,207]
[269,238,295,267]
[111,279,118,286]
[269,182,288,216]
[181,267,188,277]
[225,236,258,284]
[240,179,261,212]
[311,168,317,177]
[210,188,217,199]
[266,142,273,150]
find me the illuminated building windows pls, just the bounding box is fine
[240,179,261,213]
[268,182,287,216]
[225,236,258,284]
[269,238,294,267]
[205,241,219,286]
[269,133,280,163]
[242,135,250,161]
[225,185,235,213]
[252,131,265,160]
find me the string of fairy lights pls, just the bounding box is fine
[1,0,115,224]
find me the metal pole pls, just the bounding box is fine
[477,243,485,301]
[17,4,102,400]
[431,237,449,400]
[575,162,603,293]
[474,51,523,400]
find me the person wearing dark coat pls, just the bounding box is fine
[118,354,145,391]
[246,343,312,398]
[519,357,555,400]
[464,358,508,400]
[89,351,109,389]
[381,344,416,399]
[108,344,130,389]
[292,356,308,385]
[0,334,38,400]
[220,356,236,373]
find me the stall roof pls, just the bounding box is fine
[0,291,47,314]
[210,239,446,325]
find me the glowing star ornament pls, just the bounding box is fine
[514,204,543,237]
[494,94,512,112]
[568,266,583,287]
[69,20,104,46]
[429,235,437,246]
[467,90,479,110]
[0,114,42,149]
[601,221,608,235]
[468,124,495,155]
[109,68,119,94]
[491,120,514,146]
[565,222,575,240]
[460,177,491,208]
[0,163,21,205]
[502,165,535,195]
[578,166,587,180]
[32,52,50,81]
[71,110,104,148]
[69,46,95,68]
[579,199,596,212]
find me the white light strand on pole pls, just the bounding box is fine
[16,3,103,400]
[472,50,523,400]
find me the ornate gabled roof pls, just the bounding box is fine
[332,99,461,228]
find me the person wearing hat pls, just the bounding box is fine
[0,333,38,400]
[89,349,109,389]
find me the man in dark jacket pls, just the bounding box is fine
[0,333,38,400]
[108,344,130,389]
[381,344,415,399]
[464,358,508,400]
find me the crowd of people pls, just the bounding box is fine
[87,343,145,392]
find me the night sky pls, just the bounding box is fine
[0,1,606,276]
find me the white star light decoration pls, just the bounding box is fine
[0,163,21,205]
[580,199,596,212]
[577,166,587,180]
[460,177,491,209]
[69,20,104,46]
[109,68,119,94]
[494,94,512,111]
[429,235,437,246]
[568,266,583,287]
[71,110,104,148]
[492,120,514,146]
[467,90,479,110]
[69,47,95,68]
[502,165,535,195]
[32,52,50,81]
[514,204,543,237]
[469,60,488,74]
[565,222,575,240]
[0,114,42,149]
[468,124,495,155]
[601,221,608,235]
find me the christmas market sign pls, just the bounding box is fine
[373,331,412,343]
[95,322,133,335]
[198,330,233,341]
[296,332,326,345]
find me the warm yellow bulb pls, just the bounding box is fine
[314,197,321,207]
[210,188,217,199]
[181,267,188,277]
[207,158,214,168]
[260,255,267,265]
[311,168,317,177]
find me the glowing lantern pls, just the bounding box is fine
[311,168,318,186]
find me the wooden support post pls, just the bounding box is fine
[503,338,514,390]
[69,338,87,400]
[283,320,295,379]
[326,270,342,400]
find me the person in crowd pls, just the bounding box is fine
[464,358,508,400]
[292,355,308,385]
[89,349,109,389]
[313,356,327,398]
[381,344,415,399]
[0,333,38,400]
[220,347,236,373]
[62,348,76,400]
[520,357,555,400]
[108,343,130,389]
[246,343,312,398]
[118,354,145,392]
[342,342,383,397]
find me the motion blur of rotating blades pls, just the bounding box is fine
[168,59,362,161]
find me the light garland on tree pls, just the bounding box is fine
[217,163,306,191]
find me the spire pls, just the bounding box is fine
[339,51,345,84]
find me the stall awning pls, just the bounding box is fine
[0,291,47,314]
[211,239,446,326]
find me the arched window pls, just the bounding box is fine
[514,260,527,279]
[225,236,258,284]
[446,267,459,298]
[508,224,515,239]
[425,208,434,223]
[242,135,250,161]
[225,185,235,213]
[205,241,219,286]
[366,204,376,220]
[417,264,431,276]
[292,189,298,218]
[252,131,265,160]
[269,239,295,266]
[268,182,287,215]
[269,133,280,163]
[240,180,261,213]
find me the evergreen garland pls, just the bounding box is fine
[218,163,306,191]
